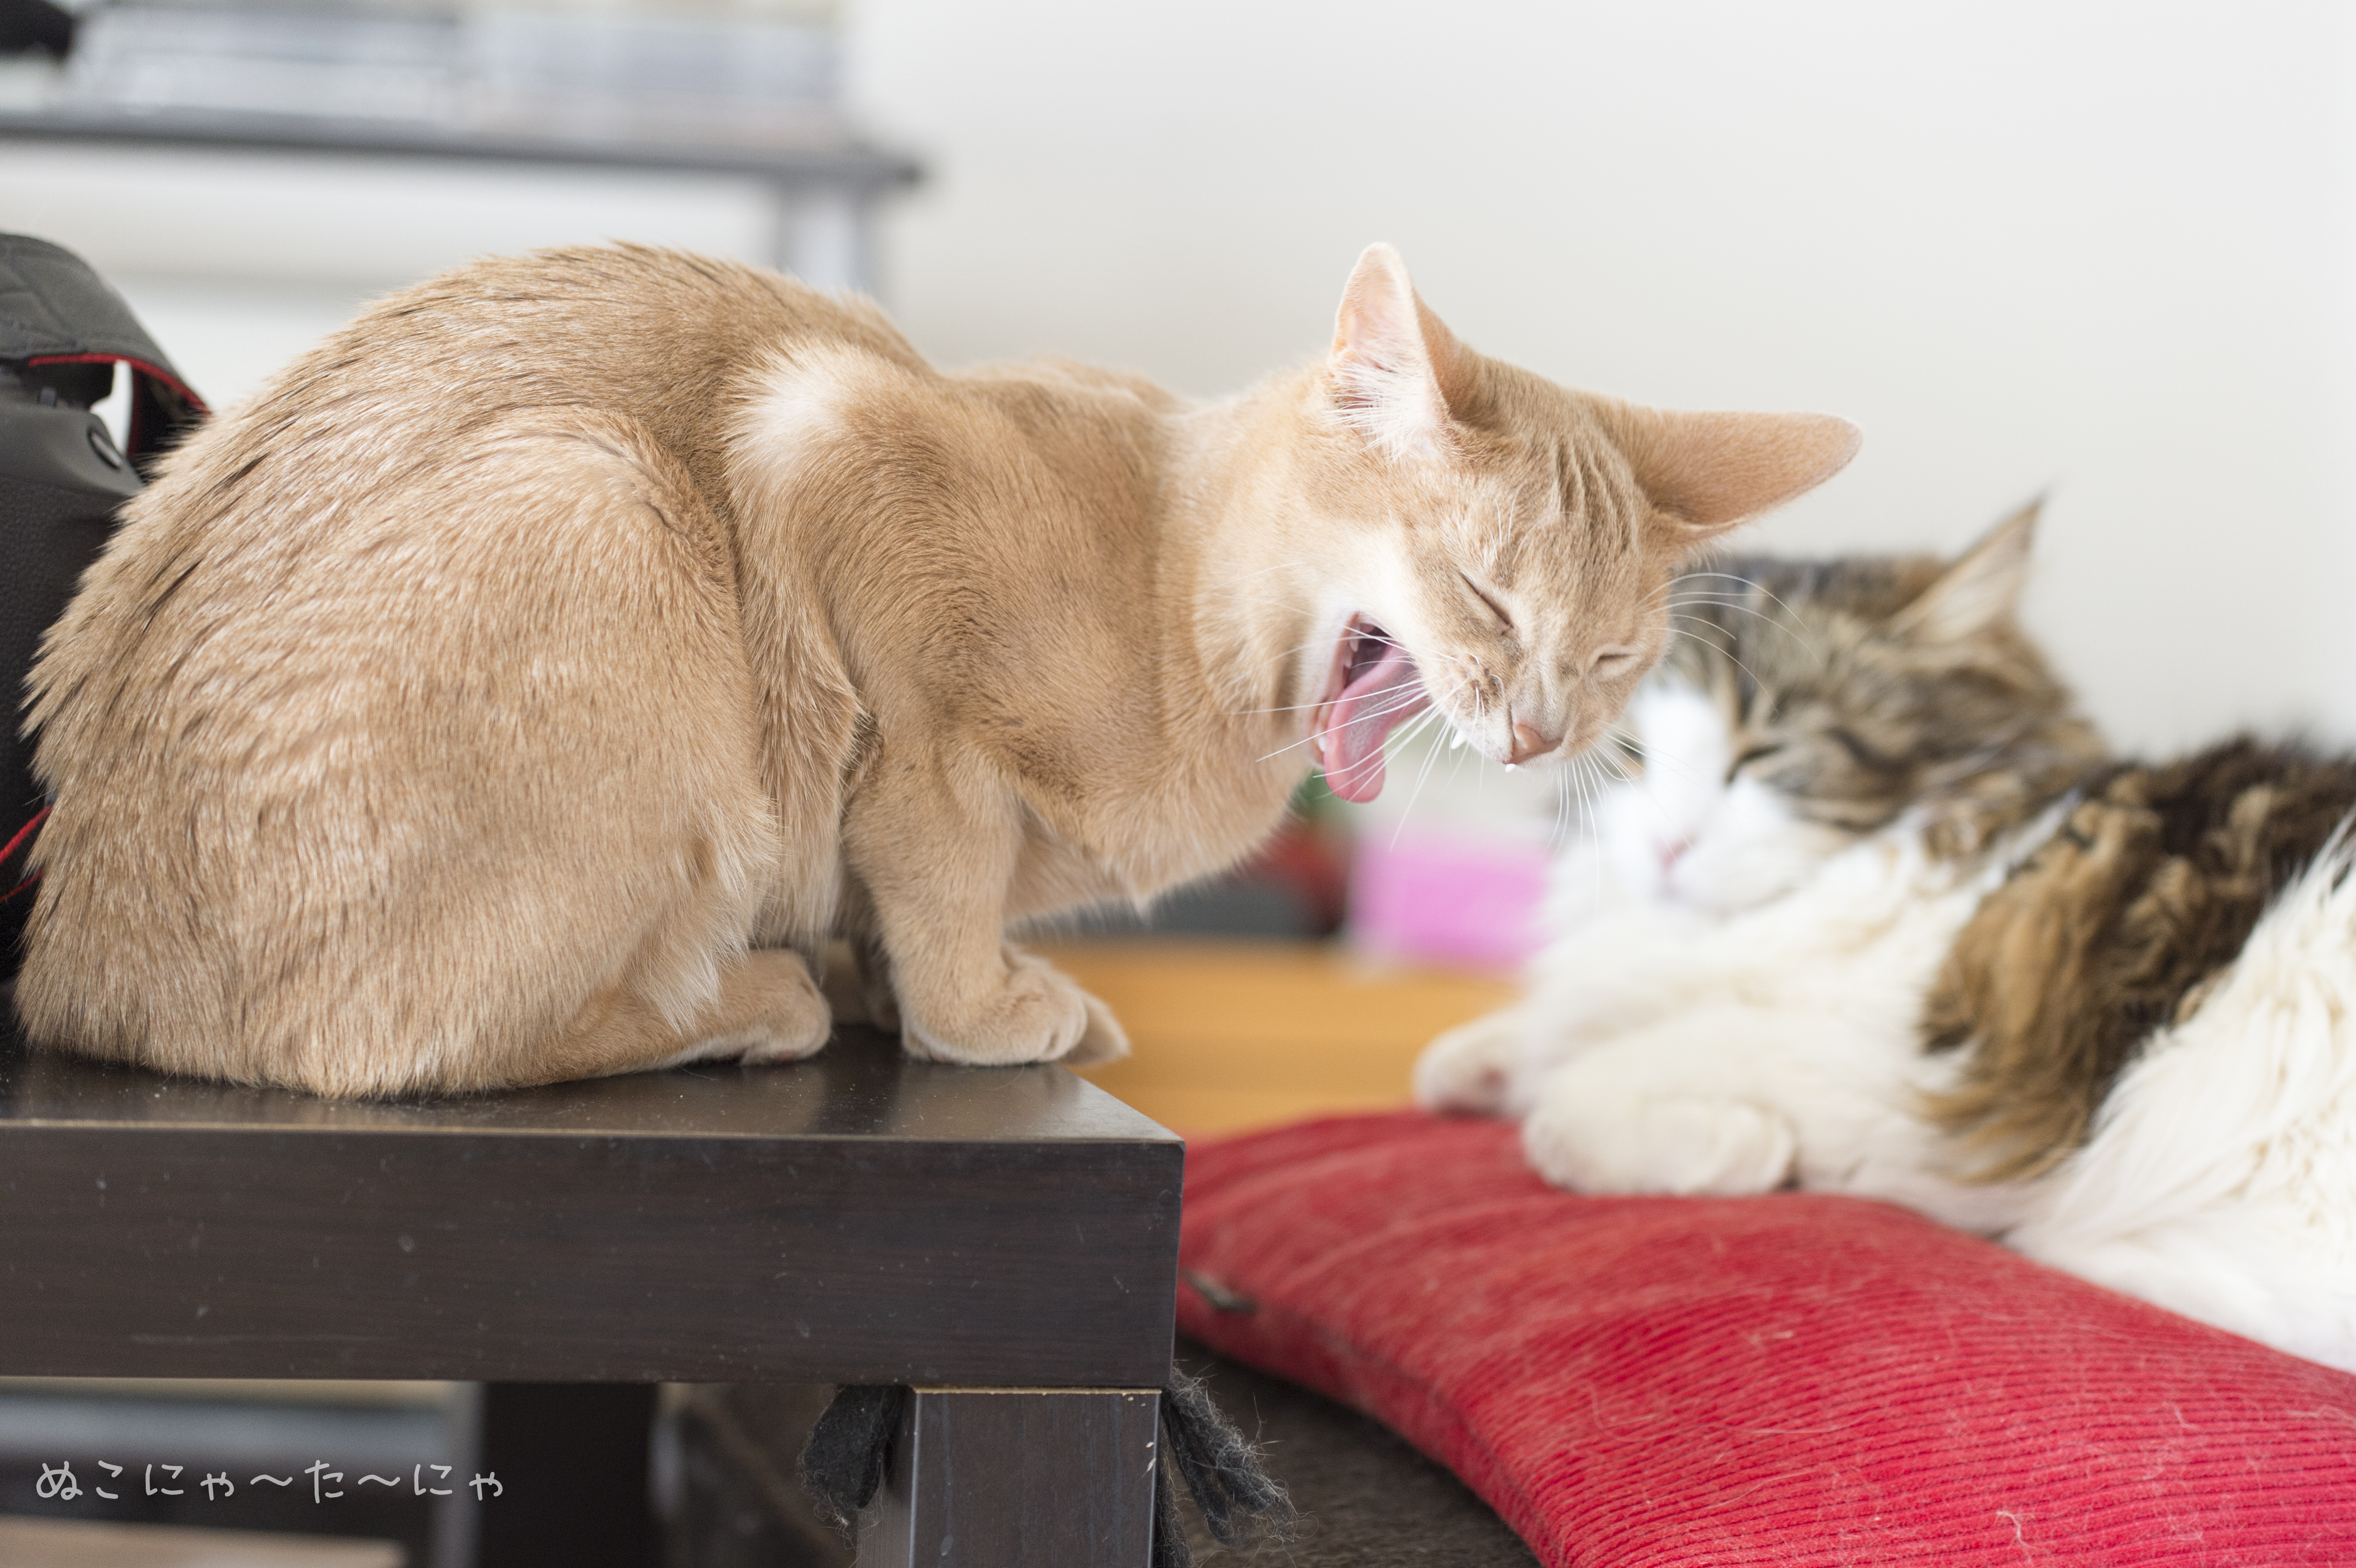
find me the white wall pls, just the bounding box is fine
[0,143,780,392]
[5,1,2351,754]
[845,0,2356,755]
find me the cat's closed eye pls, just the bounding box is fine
[1459,570,1513,629]
[1590,647,1636,674]
[1727,740,1789,782]
[1822,726,1905,775]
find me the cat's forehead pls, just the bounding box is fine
[1438,433,1648,579]
[1662,554,1934,695]
[1716,554,1945,627]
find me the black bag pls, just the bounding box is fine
[1,233,207,977]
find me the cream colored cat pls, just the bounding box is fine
[17,242,1857,1096]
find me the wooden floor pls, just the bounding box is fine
[1039,940,1516,1136]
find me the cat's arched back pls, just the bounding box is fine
[19,243,1858,1096]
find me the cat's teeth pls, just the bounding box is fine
[1504,762,1518,772]
[1450,730,1466,751]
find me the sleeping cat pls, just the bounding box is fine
[1415,504,2356,1372]
[15,241,1858,1097]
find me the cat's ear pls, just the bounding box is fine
[1892,498,2041,642]
[1606,405,1862,540]
[1327,243,1469,460]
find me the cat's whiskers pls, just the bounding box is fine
[1637,578,1697,613]
[1665,621,1771,694]
[1663,611,1736,644]
[1667,595,1823,661]
[1560,754,1591,849]
[1252,680,1439,765]
[1584,747,1618,810]
[1652,572,1829,668]
[1602,720,1708,791]
[1237,695,1347,718]
[1314,704,1441,794]
[1386,708,1455,850]
[1577,766,1610,907]
[1566,753,1611,909]
[1677,570,1814,628]
[1590,741,1639,789]
[1233,647,1421,718]
[1231,624,1418,720]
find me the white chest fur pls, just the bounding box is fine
[1414,675,2356,1373]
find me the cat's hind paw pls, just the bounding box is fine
[1524,1084,1797,1197]
[671,948,833,1068]
[1413,1008,1527,1116]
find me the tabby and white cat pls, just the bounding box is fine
[17,242,1858,1097]
[1416,506,2356,1372]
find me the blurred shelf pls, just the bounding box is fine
[0,106,920,292]
[1042,939,1516,1136]
[0,106,919,189]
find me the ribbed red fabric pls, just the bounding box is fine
[1178,1112,2356,1566]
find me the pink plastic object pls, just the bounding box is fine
[1347,829,1548,970]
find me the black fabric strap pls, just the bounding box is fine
[798,1371,1294,1565]
[0,232,208,464]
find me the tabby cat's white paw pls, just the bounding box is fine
[1523,1085,1798,1197]
[1413,1009,1527,1115]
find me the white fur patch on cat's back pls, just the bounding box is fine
[730,343,894,500]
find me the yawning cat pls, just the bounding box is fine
[15,243,1856,1096]
[1417,505,2356,1371]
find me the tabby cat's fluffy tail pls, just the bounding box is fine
[2007,828,2356,1369]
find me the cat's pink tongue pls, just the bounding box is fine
[1318,645,1428,803]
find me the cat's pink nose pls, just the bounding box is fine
[1508,721,1557,764]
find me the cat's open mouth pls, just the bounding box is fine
[1310,614,1430,803]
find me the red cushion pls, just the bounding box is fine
[1179,1112,2356,1566]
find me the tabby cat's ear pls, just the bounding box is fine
[1604,404,1862,540]
[1327,242,1469,461]
[1891,499,2040,643]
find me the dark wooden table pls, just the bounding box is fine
[0,1012,1184,1566]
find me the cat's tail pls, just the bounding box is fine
[2006,824,2356,1367]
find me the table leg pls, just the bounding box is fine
[475,1383,659,1568]
[855,1388,1160,1568]
[770,186,875,295]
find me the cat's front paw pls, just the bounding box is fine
[901,950,1101,1065]
[1413,1009,1527,1115]
[1523,1079,1797,1197]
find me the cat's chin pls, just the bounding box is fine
[1309,613,1429,803]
